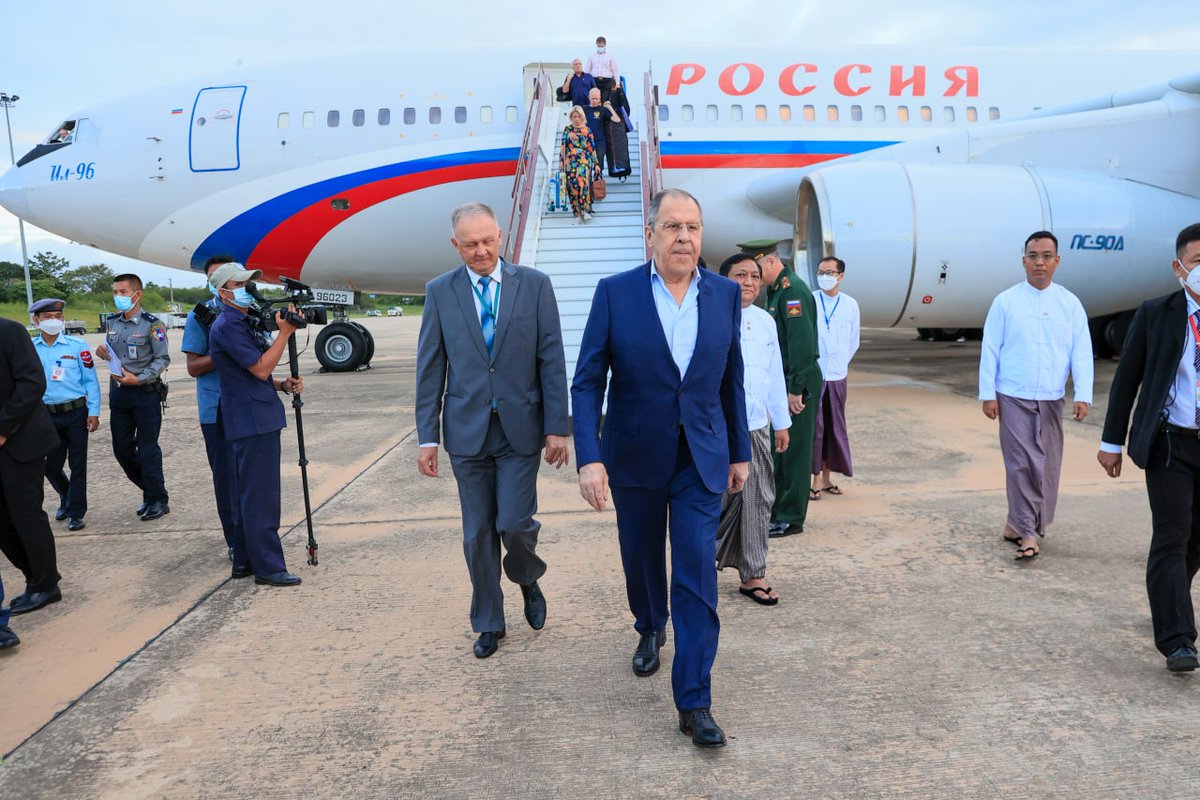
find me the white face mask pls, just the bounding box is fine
[1180,263,1200,294]
[817,274,840,291]
[38,318,65,336]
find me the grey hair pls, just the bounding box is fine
[647,189,703,228]
[450,202,498,234]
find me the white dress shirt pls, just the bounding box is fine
[650,261,700,377]
[1101,290,1200,453]
[740,304,791,431]
[978,281,1094,404]
[813,290,860,381]
[585,51,618,79]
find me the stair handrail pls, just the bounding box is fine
[505,70,554,265]
[641,71,663,257]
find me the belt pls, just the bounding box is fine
[46,397,87,415]
[1162,423,1200,439]
[113,378,162,391]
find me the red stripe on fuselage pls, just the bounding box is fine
[659,153,845,169]
[246,160,518,281]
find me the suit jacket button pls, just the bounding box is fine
[489,367,496,373]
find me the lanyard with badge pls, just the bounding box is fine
[819,293,840,330]
[472,278,498,321]
[50,358,64,382]
[1189,312,1200,416]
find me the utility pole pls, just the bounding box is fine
[0,92,32,309]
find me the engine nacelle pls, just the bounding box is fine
[796,161,1200,327]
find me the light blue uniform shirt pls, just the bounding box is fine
[181,299,224,424]
[650,261,700,377]
[35,333,102,415]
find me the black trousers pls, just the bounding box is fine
[0,449,60,592]
[594,76,614,101]
[1144,430,1200,655]
[45,405,89,518]
[109,384,168,504]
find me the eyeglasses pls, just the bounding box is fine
[816,270,839,277]
[1023,253,1057,264]
[656,222,702,235]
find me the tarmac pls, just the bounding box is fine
[0,317,1197,799]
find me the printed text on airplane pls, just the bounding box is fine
[666,63,980,98]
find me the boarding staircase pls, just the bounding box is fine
[504,69,662,382]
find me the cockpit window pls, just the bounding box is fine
[47,120,76,144]
[16,119,77,167]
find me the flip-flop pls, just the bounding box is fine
[822,485,843,495]
[739,586,779,606]
[1003,535,1022,544]
[809,488,822,501]
[1014,546,1040,561]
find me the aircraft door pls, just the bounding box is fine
[189,86,246,172]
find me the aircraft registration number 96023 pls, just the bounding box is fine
[312,288,354,305]
[49,162,96,182]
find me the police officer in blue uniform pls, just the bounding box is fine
[207,263,304,587]
[182,256,239,561]
[31,298,101,531]
[95,274,171,521]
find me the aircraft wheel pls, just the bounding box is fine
[1103,312,1133,353]
[348,321,375,366]
[315,321,367,372]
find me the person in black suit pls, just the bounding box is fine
[1099,222,1200,672]
[0,318,64,616]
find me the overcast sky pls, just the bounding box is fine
[0,0,1195,288]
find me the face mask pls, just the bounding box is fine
[113,294,134,312]
[37,318,65,336]
[597,47,606,53]
[209,284,220,297]
[817,274,840,291]
[227,287,254,308]
[1181,263,1200,294]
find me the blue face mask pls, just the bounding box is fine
[208,284,220,298]
[229,287,254,308]
[113,294,134,312]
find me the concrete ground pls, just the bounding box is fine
[0,318,1197,799]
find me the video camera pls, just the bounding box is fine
[247,277,329,332]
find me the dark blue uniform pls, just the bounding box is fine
[104,310,171,508]
[208,310,289,577]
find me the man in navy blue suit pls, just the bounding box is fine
[572,189,751,748]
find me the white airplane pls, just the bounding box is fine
[2,46,1199,370]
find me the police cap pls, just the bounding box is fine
[29,298,65,315]
[737,238,784,259]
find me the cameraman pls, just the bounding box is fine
[207,263,304,587]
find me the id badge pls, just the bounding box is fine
[127,344,139,360]
[50,367,65,382]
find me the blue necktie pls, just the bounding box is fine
[478,275,496,358]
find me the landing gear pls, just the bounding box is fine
[916,327,979,342]
[315,320,374,372]
[1090,311,1133,359]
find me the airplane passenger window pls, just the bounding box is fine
[658,105,669,122]
[943,106,956,122]
[430,107,442,124]
[706,104,718,121]
[966,106,978,122]
[988,106,1000,120]
[480,106,493,123]
[277,112,290,130]
[754,105,767,122]
[851,105,863,121]
[378,108,391,125]
[505,106,518,123]
[302,111,315,129]
[826,105,839,122]
[681,105,694,121]
[404,107,416,125]
[730,104,743,121]
[353,109,365,127]
[803,105,815,122]
[455,106,467,123]
[920,106,932,122]
[327,110,340,127]
[897,106,910,122]
[779,105,791,122]
[874,105,886,122]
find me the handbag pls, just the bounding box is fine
[592,177,607,201]
[555,87,571,102]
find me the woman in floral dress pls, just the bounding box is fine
[560,105,598,222]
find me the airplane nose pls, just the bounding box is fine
[0,163,31,220]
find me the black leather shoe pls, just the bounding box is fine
[473,630,506,658]
[633,629,667,676]
[520,581,546,630]
[254,571,301,587]
[678,707,727,748]
[54,505,67,521]
[231,565,254,579]
[0,624,19,651]
[140,502,170,521]
[1167,645,1199,672]
[67,518,86,531]
[10,586,62,616]
[136,502,149,517]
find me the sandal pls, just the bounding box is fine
[822,485,843,495]
[739,585,779,606]
[809,488,821,501]
[1014,546,1040,561]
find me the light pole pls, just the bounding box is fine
[0,92,32,309]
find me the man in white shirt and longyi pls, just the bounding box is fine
[979,230,1094,562]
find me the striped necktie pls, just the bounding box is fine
[477,275,496,358]
[1193,309,1200,427]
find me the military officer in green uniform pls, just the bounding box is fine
[740,240,822,536]
[95,273,172,521]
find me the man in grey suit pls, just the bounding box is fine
[416,202,570,658]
